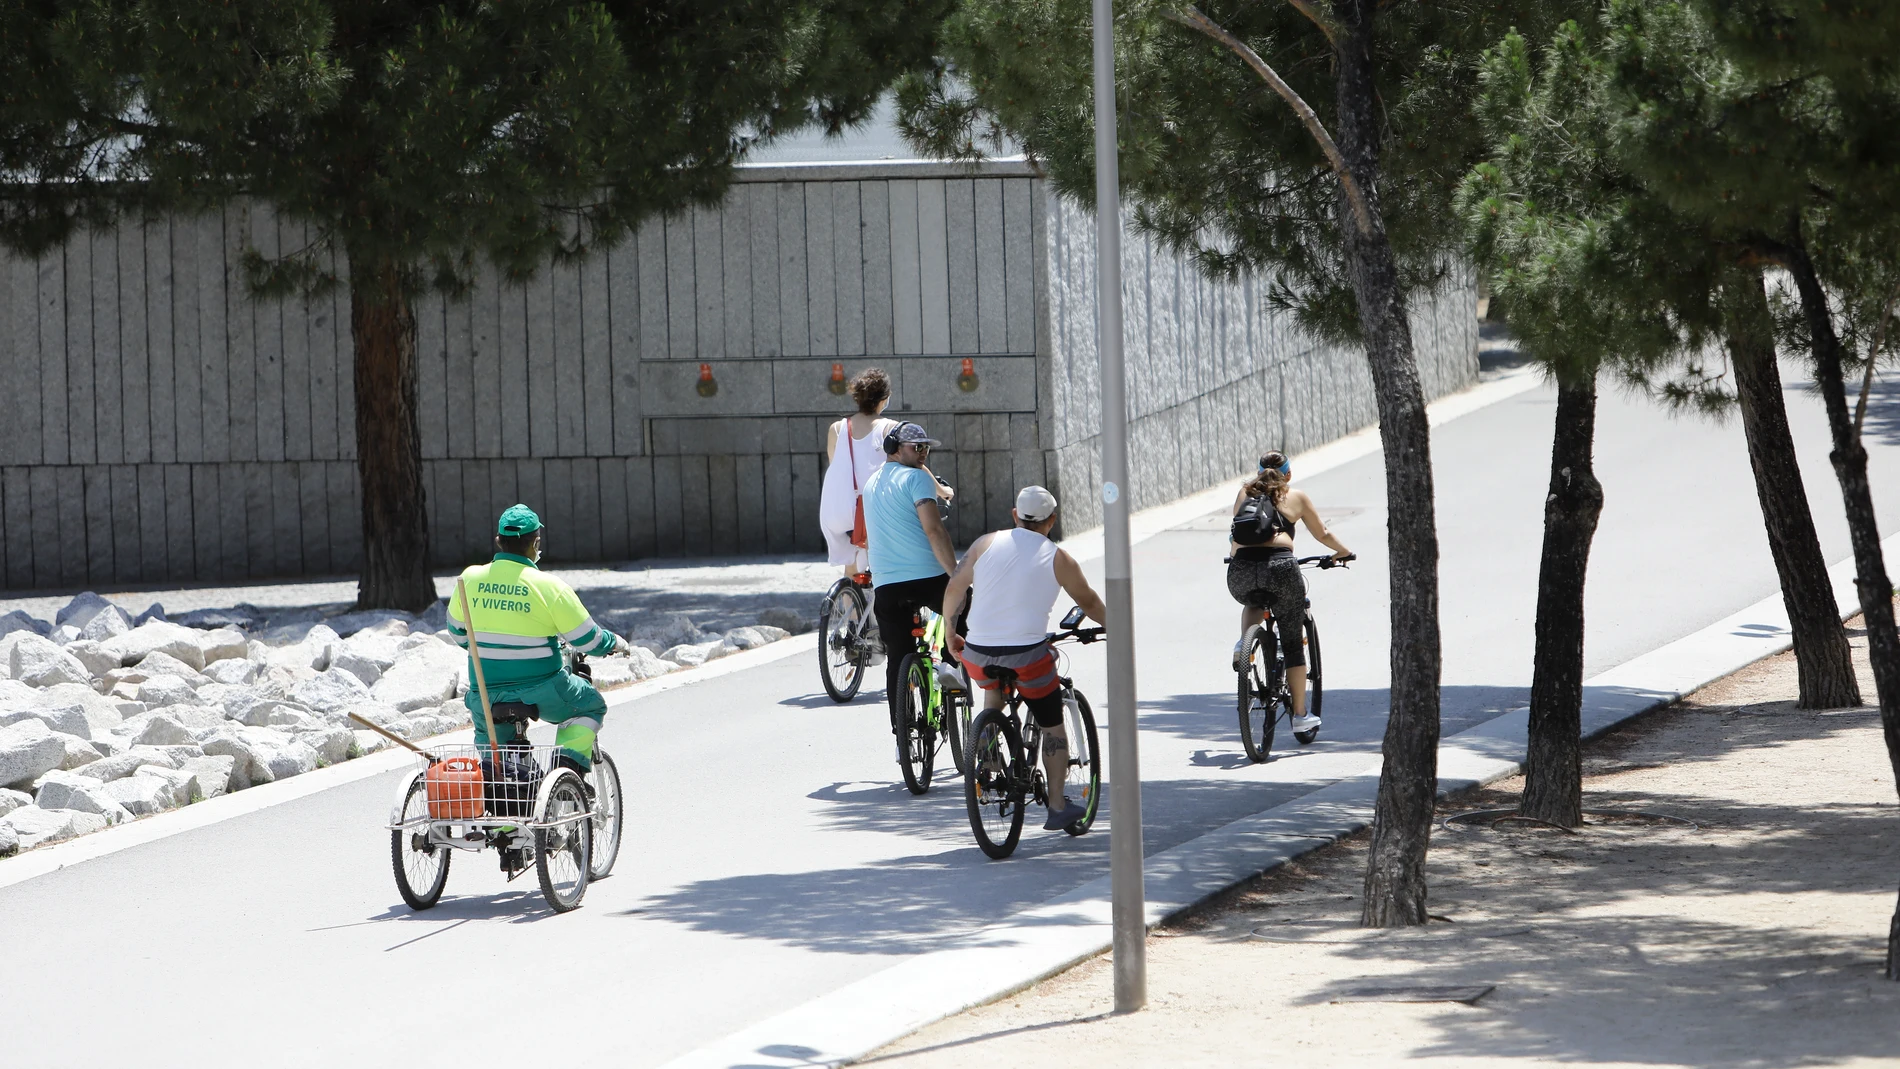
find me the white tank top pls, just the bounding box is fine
[819,416,898,535]
[966,528,1062,647]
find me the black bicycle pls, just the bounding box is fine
[963,607,1103,859]
[1233,554,1351,762]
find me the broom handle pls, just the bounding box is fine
[344,711,436,760]
[456,578,501,767]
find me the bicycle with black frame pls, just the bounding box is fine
[961,606,1103,859]
[1229,553,1351,761]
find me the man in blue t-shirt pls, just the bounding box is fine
[862,421,959,726]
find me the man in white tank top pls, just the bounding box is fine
[943,486,1107,831]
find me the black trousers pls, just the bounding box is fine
[872,573,950,724]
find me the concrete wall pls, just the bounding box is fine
[0,162,1052,590]
[1040,195,1479,533]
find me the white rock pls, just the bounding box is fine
[133,650,207,684]
[0,703,92,739]
[10,634,93,688]
[134,763,198,803]
[0,787,30,816]
[643,613,710,649]
[757,607,811,634]
[137,675,202,709]
[201,657,258,686]
[397,632,448,654]
[102,774,179,815]
[100,622,208,671]
[56,734,102,770]
[752,624,790,643]
[0,720,69,788]
[351,730,394,756]
[77,605,133,643]
[294,668,375,714]
[63,640,122,679]
[721,626,770,651]
[0,821,13,855]
[34,771,131,823]
[36,684,126,736]
[626,645,678,681]
[330,649,383,687]
[50,625,81,645]
[264,624,339,672]
[371,643,465,712]
[588,658,634,689]
[0,610,50,640]
[178,755,236,800]
[295,725,352,765]
[56,592,117,631]
[132,714,195,747]
[197,736,256,790]
[132,603,166,626]
[73,746,175,783]
[199,627,248,665]
[661,640,726,667]
[260,741,319,781]
[2,804,105,848]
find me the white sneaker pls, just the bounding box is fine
[1231,639,1246,672]
[1289,713,1321,734]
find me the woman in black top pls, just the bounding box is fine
[1226,452,1353,730]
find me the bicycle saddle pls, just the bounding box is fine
[490,701,541,724]
[986,666,1021,686]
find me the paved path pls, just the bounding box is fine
[4,367,1897,1069]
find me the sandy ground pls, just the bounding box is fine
[870,618,1900,1068]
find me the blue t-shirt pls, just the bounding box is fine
[863,462,946,586]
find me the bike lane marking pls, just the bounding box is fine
[659,531,1898,1069]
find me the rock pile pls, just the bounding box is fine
[0,595,797,857]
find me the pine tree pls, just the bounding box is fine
[899,0,1573,925]
[7,0,950,608]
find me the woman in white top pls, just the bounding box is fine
[821,369,900,573]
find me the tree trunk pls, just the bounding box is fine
[1333,0,1442,929]
[1521,376,1603,828]
[1780,241,1900,980]
[1724,270,1861,709]
[349,250,436,611]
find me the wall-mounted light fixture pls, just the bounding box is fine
[829,362,847,395]
[696,362,718,397]
[957,357,979,393]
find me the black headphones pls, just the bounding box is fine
[884,421,916,455]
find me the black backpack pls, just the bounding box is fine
[1230,494,1277,546]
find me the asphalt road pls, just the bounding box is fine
[4,367,1897,1069]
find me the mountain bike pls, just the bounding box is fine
[894,607,974,793]
[963,607,1103,859]
[1233,554,1350,762]
[819,572,881,702]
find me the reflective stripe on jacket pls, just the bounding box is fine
[445,553,618,686]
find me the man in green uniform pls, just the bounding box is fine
[446,504,625,773]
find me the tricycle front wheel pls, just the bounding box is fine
[392,777,450,910]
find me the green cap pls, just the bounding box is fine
[496,503,542,537]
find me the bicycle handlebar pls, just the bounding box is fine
[1220,552,1356,568]
[1044,626,1105,645]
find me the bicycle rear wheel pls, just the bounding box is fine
[819,580,869,702]
[964,709,1026,859]
[587,749,623,880]
[1060,689,1102,835]
[1295,616,1322,745]
[1237,624,1277,762]
[535,770,592,913]
[391,777,450,910]
[895,654,936,795]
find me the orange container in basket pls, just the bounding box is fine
[425,757,485,819]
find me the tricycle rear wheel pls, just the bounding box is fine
[536,769,592,912]
[392,777,450,910]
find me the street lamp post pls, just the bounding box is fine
[1092,0,1146,1014]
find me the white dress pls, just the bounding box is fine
[820,416,898,568]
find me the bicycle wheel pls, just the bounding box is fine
[587,749,623,880]
[944,663,975,776]
[391,777,450,910]
[895,654,936,795]
[1237,624,1277,762]
[1295,616,1322,745]
[1060,689,1103,836]
[535,769,592,913]
[964,709,1027,859]
[819,580,869,702]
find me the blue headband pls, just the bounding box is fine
[1259,457,1291,475]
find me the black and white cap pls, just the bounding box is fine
[1014,485,1058,522]
[892,422,940,447]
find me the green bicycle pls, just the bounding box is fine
[893,608,975,794]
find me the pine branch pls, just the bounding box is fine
[1166,5,1374,236]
